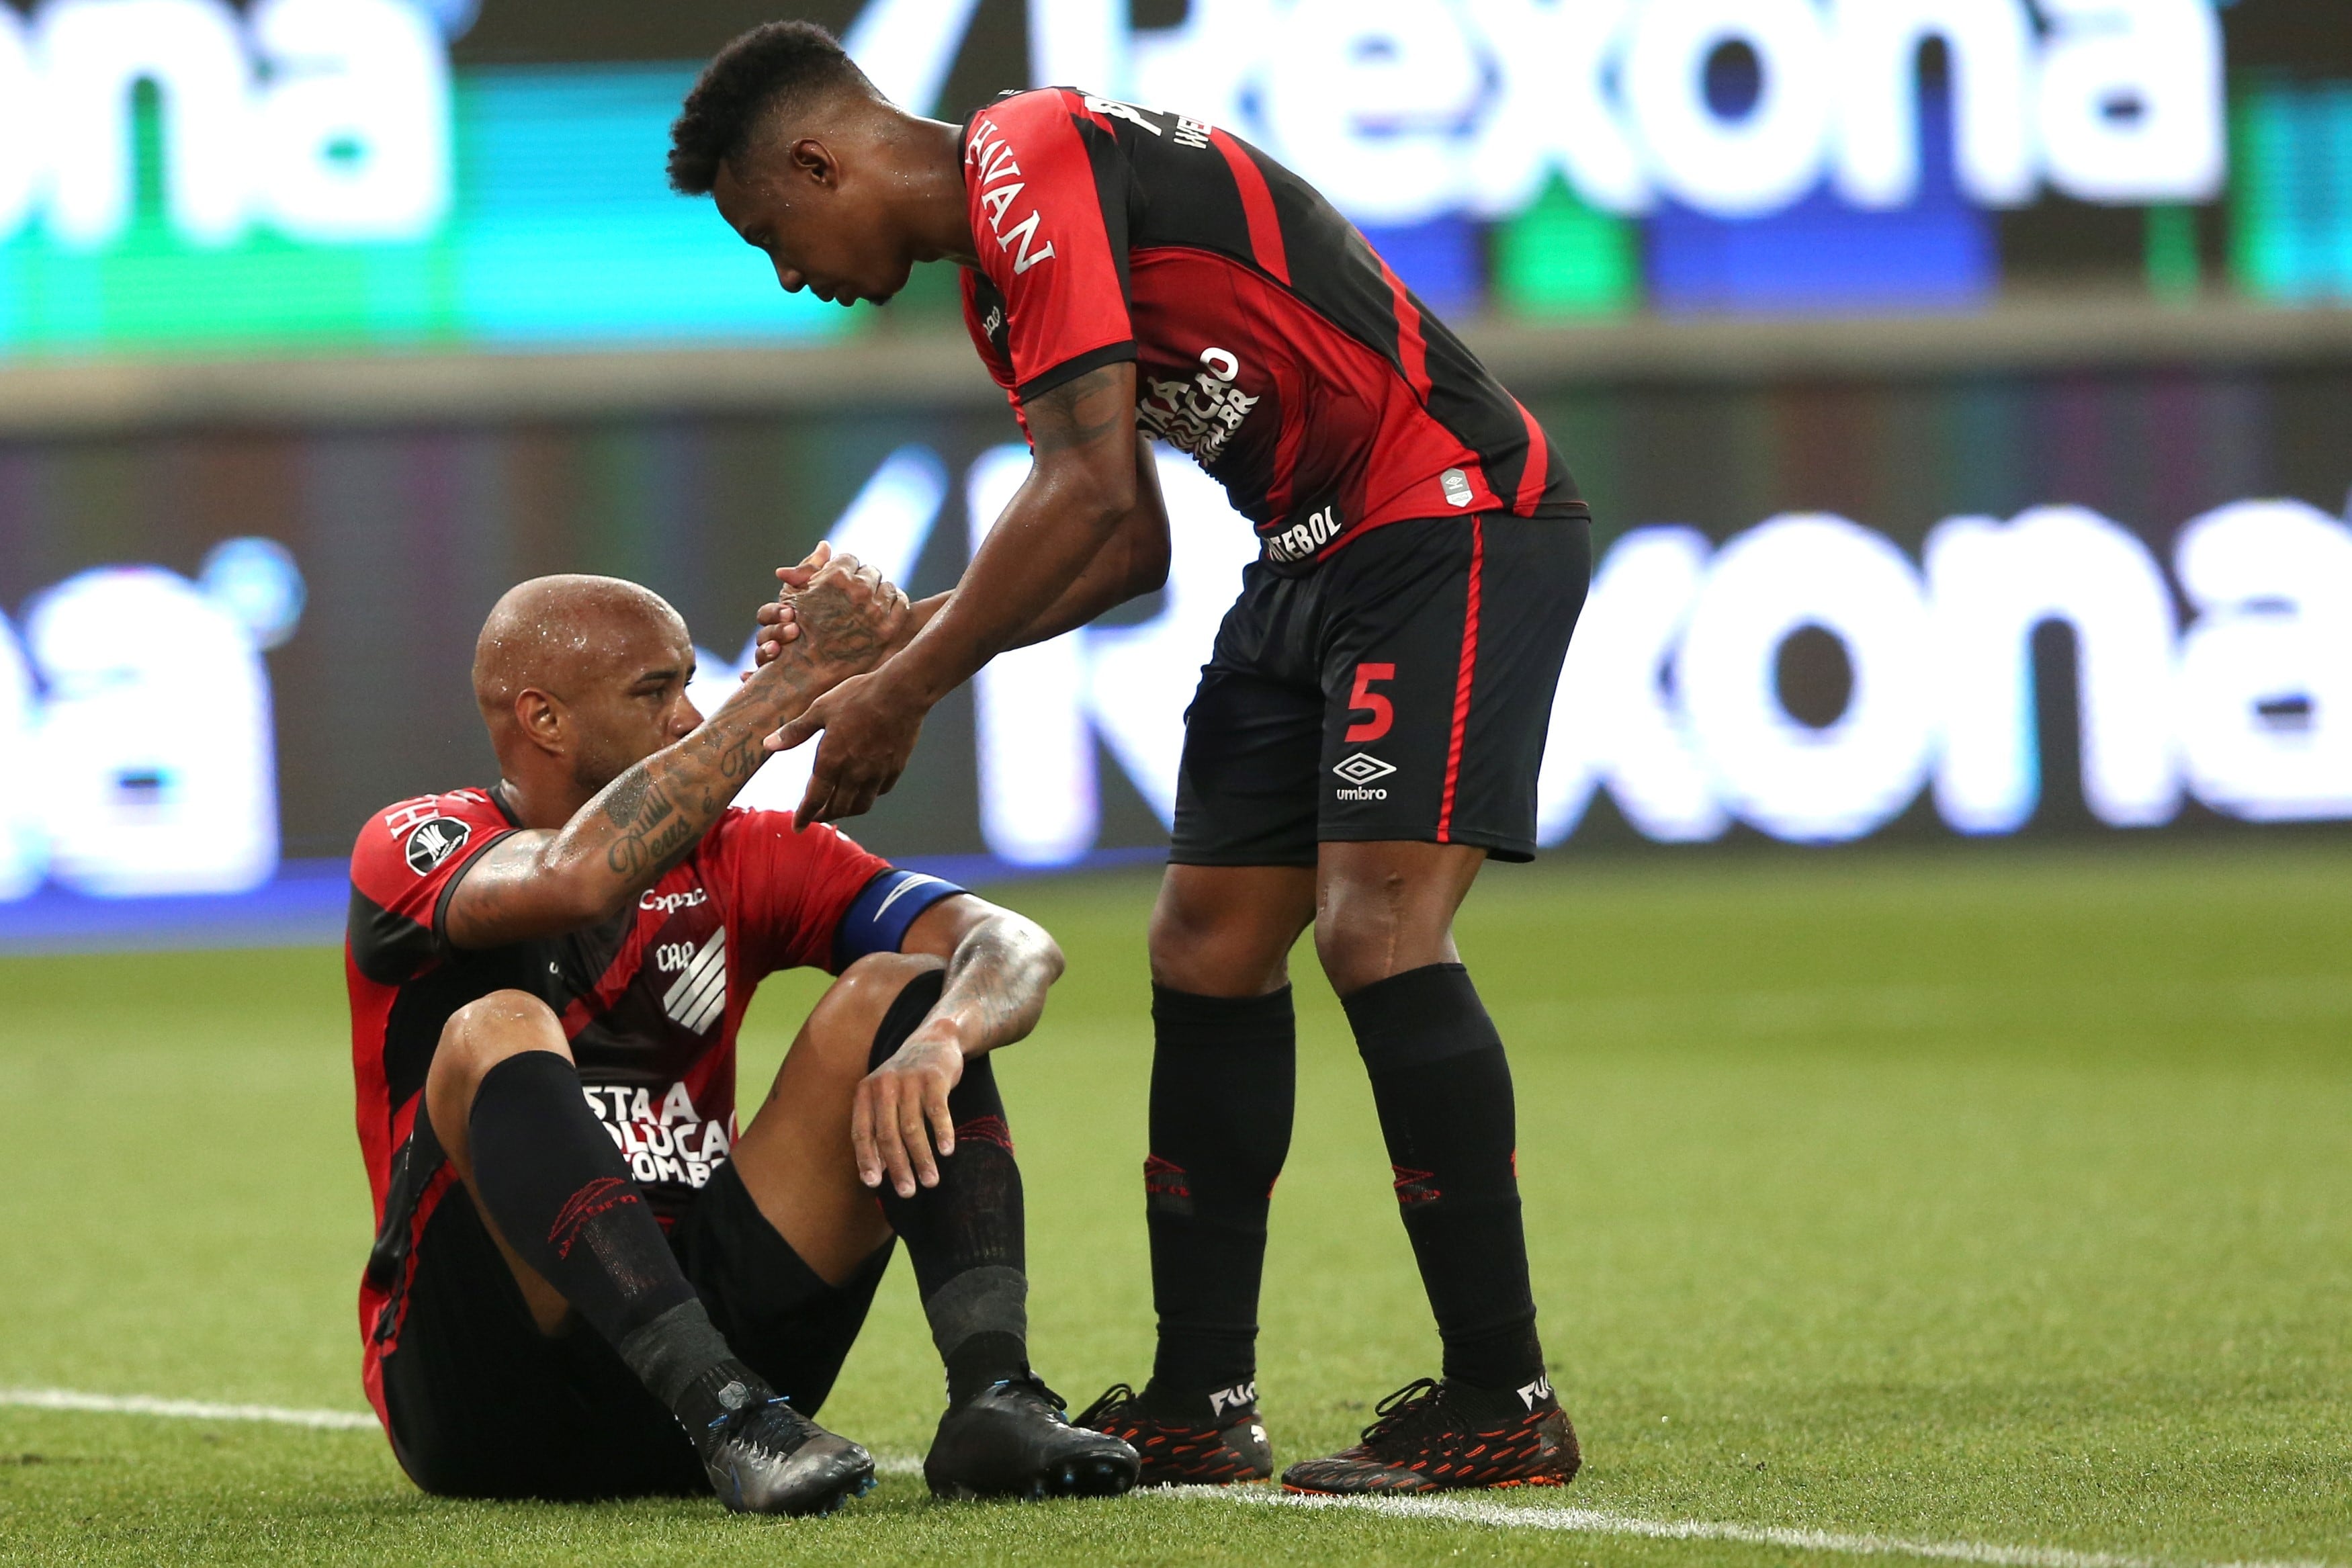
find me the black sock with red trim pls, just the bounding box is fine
[465,1050,754,1432]
[1142,984,1297,1415]
[865,973,1030,1407]
[1340,964,1546,1395]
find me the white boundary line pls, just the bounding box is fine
[1207,1489,2337,1568]
[2,1388,2331,1568]
[0,1387,378,1431]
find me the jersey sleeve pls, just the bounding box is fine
[963,89,1136,404]
[346,791,518,985]
[705,810,900,977]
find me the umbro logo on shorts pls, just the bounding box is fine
[1334,751,1396,801]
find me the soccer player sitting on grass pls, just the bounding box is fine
[344,561,1138,1514]
[672,24,1589,1494]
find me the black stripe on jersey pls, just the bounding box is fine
[1017,338,1139,402]
[1415,306,1545,505]
[1259,159,1407,372]
[1125,122,1262,265]
[1073,114,1136,308]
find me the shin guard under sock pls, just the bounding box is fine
[1143,984,1297,1409]
[867,972,1029,1406]
[1340,964,1546,1393]
[466,1050,754,1426]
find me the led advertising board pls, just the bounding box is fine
[0,0,2345,361]
[0,361,2345,920]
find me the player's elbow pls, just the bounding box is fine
[1127,515,1172,598]
[536,851,636,930]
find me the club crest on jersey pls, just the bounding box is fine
[660,928,728,1035]
[402,817,470,875]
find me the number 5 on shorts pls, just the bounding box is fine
[1346,662,1395,742]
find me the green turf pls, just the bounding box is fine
[1,840,2347,1565]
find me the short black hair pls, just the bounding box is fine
[667,21,875,195]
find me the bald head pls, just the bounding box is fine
[474,575,687,715]
[474,576,701,803]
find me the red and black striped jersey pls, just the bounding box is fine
[958,87,1587,574]
[343,785,963,1419]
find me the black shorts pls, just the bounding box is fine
[1170,513,1592,866]
[378,1160,893,1501]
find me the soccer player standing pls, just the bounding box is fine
[670,25,1590,1493]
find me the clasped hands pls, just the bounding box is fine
[746,541,930,831]
[750,541,961,1196]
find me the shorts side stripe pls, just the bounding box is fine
[1436,517,1484,841]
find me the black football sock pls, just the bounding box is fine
[867,973,1030,1408]
[1340,963,1547,1395]
[1142,984,1296,1415]
[465,1049,762,1440]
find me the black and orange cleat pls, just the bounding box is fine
[1074,1381,1273,1485]
[1278,1375,1579,1495]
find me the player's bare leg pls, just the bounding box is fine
[735,951,1137,1500]
[1283,839,1578,1494]
[421,991,876,1515]
[728,953,937,1284]
[1077,865,1314,1482]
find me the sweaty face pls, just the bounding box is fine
[712,146,913,308]
[561,616,703,797]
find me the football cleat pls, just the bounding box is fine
[924,1375,1142,1501]
[1279,1375,1579,1495]
[697,1392,876,1516]
[1074,1382,1273,1485]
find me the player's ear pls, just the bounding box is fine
[789,136,840,190]
[513,688,566,756]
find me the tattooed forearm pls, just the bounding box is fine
[932,911,1063,1058]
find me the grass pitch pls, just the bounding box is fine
[0,840,2346,1566]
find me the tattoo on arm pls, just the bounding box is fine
[446,589,892,947]
[1025,364,1133,457]
[930,912,1061,1057]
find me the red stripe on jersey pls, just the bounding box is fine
[1380,258,1433,403]
[1436,518,1485,842]
[1213,131,1290,286]
[1513,402,1550,517]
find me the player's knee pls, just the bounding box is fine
[432,990,568,1091]
[810,952,943,1065]
[1148,879,1297,994]
[1313,871,1427,996]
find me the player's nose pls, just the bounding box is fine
[773,261,805,293]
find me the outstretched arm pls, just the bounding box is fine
[756,438,1170,660]
[442,564,905,949]
[767,362,1147,826]
[848,894,1064,1197]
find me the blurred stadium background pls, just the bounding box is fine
[0,4,2347,1562]
[0,0,2345,941]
